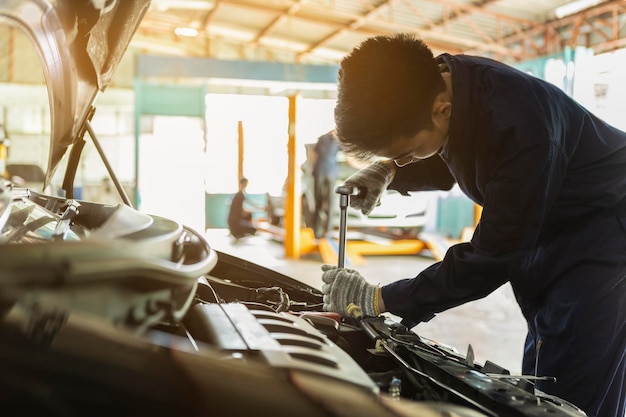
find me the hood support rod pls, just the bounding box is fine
[85,120,134,208]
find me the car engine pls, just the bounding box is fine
[0,187,586,417]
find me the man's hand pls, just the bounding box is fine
[321,264,378,317]
[344,160,395,215]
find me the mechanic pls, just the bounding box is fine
[311,129,340,238]
[321,33,626,417]
[227,177,257,240]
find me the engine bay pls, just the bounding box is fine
[180,267,585,417]
[0,188,586,417]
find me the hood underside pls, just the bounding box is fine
[0,0,150,187]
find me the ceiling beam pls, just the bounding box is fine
[491,0,626,58]
[140,0,626,64]
[249,0,310,47]
[297,0,393,61]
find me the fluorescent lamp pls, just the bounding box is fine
[152,1,214,11]
[555,0,601,18]
[174,27,199,37]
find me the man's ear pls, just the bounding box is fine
[432,94,452,119]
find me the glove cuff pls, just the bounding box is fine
[372,285,380,316]
[359,282,378,317]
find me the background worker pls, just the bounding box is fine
[322,33,626,417]
[311,129,340,238]
[227,177,257,240]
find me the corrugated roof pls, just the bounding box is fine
[136,0,626,65]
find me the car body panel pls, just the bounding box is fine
[0,0,150,187]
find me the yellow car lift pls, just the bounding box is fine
[313,205,482,266]
[256,219,471,267]
[314,224,478,267]
[261,94,482,265]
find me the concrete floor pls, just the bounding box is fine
[204,228,528,374]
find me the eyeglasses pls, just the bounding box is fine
[392,142,447,167]
[392,151,418,167]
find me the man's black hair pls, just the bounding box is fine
[334,33,446,159]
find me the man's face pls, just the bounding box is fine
[378,90,452,167]
[381,127,447,167]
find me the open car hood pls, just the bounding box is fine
[0,0,150,187]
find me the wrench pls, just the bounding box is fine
[334,185,361,268]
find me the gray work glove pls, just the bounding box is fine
[321,264,378,317]
[344,160,394,215]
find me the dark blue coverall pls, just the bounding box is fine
[382,53,626,417]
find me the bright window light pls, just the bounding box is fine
[555,0,601,18]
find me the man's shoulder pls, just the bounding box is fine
[441,53,522,75]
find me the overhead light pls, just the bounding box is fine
[151,1,214,11]
[555,0,601,18]
[174,27,199,37]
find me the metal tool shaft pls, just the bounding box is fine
[335,185,359,268]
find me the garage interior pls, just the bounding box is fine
[1,0,625,375]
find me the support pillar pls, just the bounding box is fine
[284,94,302,259]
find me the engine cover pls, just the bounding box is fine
[185,303,378,392]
